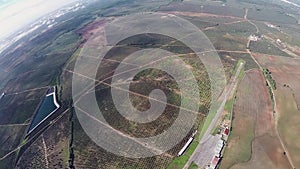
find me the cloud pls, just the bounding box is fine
[0,0,79,40]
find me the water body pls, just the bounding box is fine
[27,92,59,133]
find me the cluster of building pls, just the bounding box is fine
[276,39,287,49]
[249,34,263,41]
[205,127,230,169]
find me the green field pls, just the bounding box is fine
[249,40,291,57]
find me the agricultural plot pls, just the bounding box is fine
[73,112,172,169]
[218,52,258,78]
[204,22,257,51]
[220,69,290,169]
[249,40,291,57]
[16,110,71,169]
[204,29,246,52]
[276,89,300,168]
[253,53,300,168]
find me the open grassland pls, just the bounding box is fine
[220,69,290,169]
[276,88,300,168]
[253,53,300,168]
[252,53,300,107]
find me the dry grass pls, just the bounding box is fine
[275,88,300,168]
[220,69,291,169]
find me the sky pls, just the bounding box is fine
[0,0,80,41]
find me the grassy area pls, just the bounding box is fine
[262,68,277,90]
[167,141,199,169]
[262,68,276,109]
[219,101,255,169]
[188,162,199,169]
[276,89,300,167]
[233,59,245,77]
[166,119,205,169]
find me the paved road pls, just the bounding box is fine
[183,62,244,169]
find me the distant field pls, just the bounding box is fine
[158,2,245,18]
[204,29,247,51]
[204,22,257,51]
[249,40,291,57]
[248,9,297,24]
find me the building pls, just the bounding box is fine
[178,137,194,156]
[177,130,197,156]
[223,127,229,136]
[206,156,221,169]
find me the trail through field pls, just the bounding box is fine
[41,134,49,169]
[0,123,30,127]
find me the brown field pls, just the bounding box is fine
[253,53,300,168]
[220,69,291,169]
[253,53,300,107]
